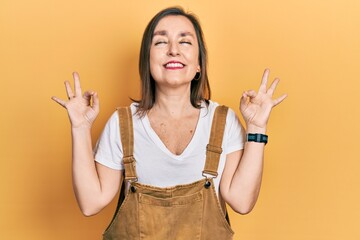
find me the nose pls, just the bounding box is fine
[167,42,180,56]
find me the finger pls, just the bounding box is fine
[64,81,74,99]
[273,93,288,106]
[83,90,94,102]
[259,68,270,93]
[245,90,257,98]
[240,92,248,106]
[84,91,100,112]
[92,92,100,113]
[73,72,82,97]
[267,78,280,96]
[51,96,67,108]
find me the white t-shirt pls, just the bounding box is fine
[94,100,245,195]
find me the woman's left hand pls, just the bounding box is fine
[240,69,287,132]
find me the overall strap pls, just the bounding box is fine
[117,107,138,182]
[203,105,229,178]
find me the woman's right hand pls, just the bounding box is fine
[52,72,99,129]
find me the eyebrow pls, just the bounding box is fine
[153,30,167,36]
[153,30,195,38]
[180,31,195,37]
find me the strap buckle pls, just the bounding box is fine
[123,155,138,183]
[123,155,135,164]
[202,172,216,189]
[202,171,218,179]
[125,177,138,183]
[206,144,223,154]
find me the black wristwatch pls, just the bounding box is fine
[247,133,268,145]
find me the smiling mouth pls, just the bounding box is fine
[164,62,185,69]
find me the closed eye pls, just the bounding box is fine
[154,41,167,46]
[180,41,192,45]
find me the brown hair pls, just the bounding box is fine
[135,6,211,116]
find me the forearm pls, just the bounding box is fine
[231,143,264,209]
[227,126,266,213]
[71,127,103,215]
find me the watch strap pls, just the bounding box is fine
[247,133,268,145]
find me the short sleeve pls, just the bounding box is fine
[94,111,124,170]
[223,108,246,154]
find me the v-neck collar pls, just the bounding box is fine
[141,102,207,160]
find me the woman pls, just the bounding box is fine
[52,7,286,239]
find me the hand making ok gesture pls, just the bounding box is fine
[240,69,287,132]
[51,72,99,129]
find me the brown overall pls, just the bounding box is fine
[103,106,234,240]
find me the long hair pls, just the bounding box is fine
[134,7,211,116]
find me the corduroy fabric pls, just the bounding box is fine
[103,106,233,240]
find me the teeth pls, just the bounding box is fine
[166,62,184,68]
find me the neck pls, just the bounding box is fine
[151,85,196,119]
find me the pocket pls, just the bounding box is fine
[213,202,234,236]
[139,191,203,240]
[139,190,203,206]
[205,180,235,238]
[102,190,133,239]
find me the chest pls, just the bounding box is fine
[132,122,227,193]
[148,114,199,156]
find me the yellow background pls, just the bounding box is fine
[1,0,359,239]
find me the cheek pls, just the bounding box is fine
[149,62,161,72]
[150,49,164,65]
[149,50,159,73]
[149,62,158,79]
[186,48,199,65]
[188,54,200,71]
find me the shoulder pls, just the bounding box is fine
[129,102,139,115]
[104,103,138,131]
[205,99,219,111]
[113,103,140,121]
[103,110,119,130]
[205,100,238,121]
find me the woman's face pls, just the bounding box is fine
[150,15,200,88]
